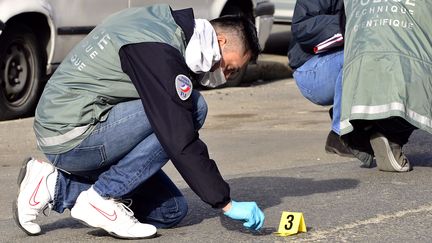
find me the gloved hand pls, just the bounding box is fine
[223,200,265,230]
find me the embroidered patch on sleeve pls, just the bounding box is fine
[175,74,193,101]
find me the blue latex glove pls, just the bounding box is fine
[223,200,265,230]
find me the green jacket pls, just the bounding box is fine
[340,1,432,135]
[34,5,187,153]
[34,5,232,208]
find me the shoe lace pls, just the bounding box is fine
[42,202,54,217]
[42,169,57,217]
[114,199,138,223]
[118,198,133,207]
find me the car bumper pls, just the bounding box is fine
[255,1,275,48]
[0,20,4,35]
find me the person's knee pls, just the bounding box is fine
[297,85,333,106]
[294,75,334,106]
[174,197,189,225]
[158,196,189,228]
[312,94,333,106]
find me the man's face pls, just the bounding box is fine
[214,35,251,79]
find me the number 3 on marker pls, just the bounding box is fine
[276,211,307,236]
[284,214,294,230]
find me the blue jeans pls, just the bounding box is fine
[293,50,344,134]
[45,91,207,228]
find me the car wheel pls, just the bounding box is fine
[220,1,254,23]
[222,65,247,87]
[0,24,43,120]
[217,1,254,88]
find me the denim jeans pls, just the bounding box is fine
[45,90,207,228]
[293,50,344,134]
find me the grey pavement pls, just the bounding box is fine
[1,55,432,242]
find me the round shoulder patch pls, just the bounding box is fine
[175,74,193,101]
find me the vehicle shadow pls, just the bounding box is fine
[263,30,292,56]
[195,54,293,91]
[235,28,295,87]
[241,58,293,87]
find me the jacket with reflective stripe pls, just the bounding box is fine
[35,5,186,152]
[340,1,432,135]
[34,4,231,208]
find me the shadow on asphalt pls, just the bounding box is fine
[263,31,292,56]
[241,60,293,87]
[178,176,359,233]
[39,217,86,234]
[36,131,432,236]
[24,176,359,237]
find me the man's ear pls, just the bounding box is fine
[217,34,227,47]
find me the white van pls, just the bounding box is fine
[0,0,274,120]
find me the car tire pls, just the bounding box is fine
[221,65,247,87]
[215,1,254,88]
[0,24,43,120]
[220,1,254,22]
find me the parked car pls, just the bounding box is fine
[0,0,274,120]
[261,0,296,55]
[272,0,296,24]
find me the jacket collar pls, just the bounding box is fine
[171,7,195,44]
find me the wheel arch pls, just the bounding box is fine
[3,12,52,76]
[208,0,254,19]
[220,0,254,18]
[216,0,255,88]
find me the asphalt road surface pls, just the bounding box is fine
[1,54,432,242]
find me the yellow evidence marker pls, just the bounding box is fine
[275,211,307,236]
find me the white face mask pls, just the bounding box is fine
[199,67,227,88]
[185,19,221,74]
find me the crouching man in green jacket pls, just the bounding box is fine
[13,4,264,239]
[339,1,432,172]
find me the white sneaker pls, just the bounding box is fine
[13,158,57,235]
[71,187,157,239]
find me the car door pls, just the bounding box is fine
[48,0,128,64]
[128,0,215,20]
[273,0,296,24]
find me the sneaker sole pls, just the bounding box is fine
[370,134,410,172]
[12,157,41,236]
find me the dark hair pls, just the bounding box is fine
[210,15,261,61]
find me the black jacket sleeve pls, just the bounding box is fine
[119,42,231,208]
[291,0,344,52]
[288,0,345,69]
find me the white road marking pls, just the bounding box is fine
[298,203,432,241]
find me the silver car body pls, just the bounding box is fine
[0,0,274,119]
[272,0,296,24]
[0,0,274,75]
